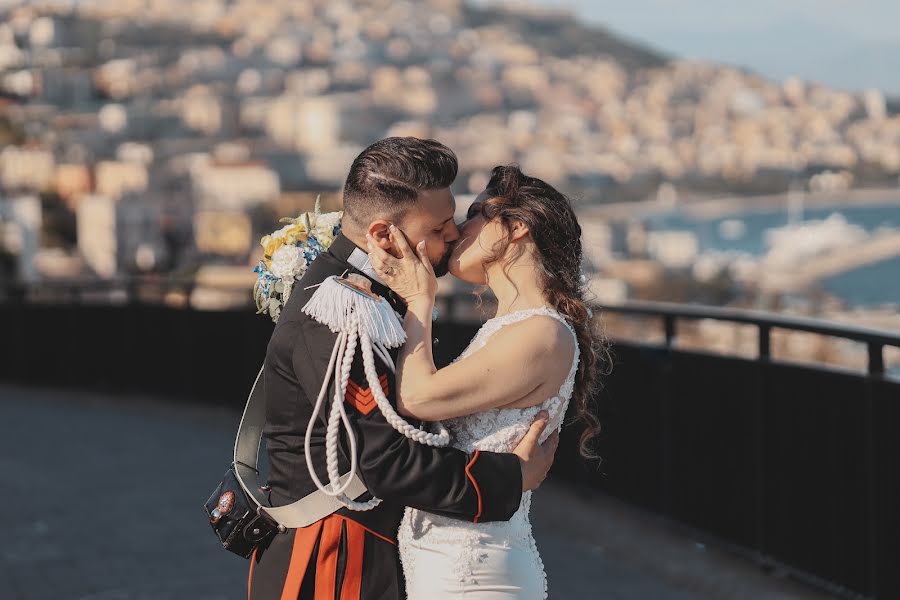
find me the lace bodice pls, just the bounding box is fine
[398,306,580,599]
[442,306,579,453]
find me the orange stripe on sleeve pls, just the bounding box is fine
[464,450,484,524]
[280,520,323,600]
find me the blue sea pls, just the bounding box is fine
[643,202,900,308]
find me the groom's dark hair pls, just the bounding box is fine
[342,137,458,226]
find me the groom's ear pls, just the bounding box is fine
[366,220,394,250]
[367,219,406,258]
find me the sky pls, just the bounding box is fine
[479,0,900,94]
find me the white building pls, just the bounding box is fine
[95,160,149,200]
[180,86,222,135]
[190,161,280,210]
[580,218,615,268]
[266,95,340,153]
[76,194,168,278]
[0,194,42,282]
[264,93,378,154]
[77,195,117,279]
[645,230,700,270]
[0,147,55,192]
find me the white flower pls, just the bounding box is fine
[269,245,308,280]
[271,223,294,240]
[313,211,342,247]
[315,211,342,231]
[314,226,336,247]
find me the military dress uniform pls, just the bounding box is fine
[247,234,524,600]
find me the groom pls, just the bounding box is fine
[248,137,560,599]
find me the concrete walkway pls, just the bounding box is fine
[0,384,835,600]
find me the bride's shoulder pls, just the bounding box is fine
[486,312,576,357]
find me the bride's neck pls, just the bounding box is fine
[487,259,548,318]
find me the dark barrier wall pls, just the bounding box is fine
[0,304,273,404]
[1,302,898,599]
[566,344,899,600]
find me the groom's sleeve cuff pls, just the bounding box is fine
[464,451,523,523]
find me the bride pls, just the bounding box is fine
[365,165,604,599]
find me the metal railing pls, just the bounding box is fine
[597,299,899,377]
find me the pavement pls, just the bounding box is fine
[0,383,837,600]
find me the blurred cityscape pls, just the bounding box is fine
[0,0,899,373]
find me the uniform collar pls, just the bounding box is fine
[328,233,407,315]
[347,247,386,287]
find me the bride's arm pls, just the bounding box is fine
[397,297,567,421]
[367,227,570,421]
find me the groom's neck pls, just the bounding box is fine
[340,226,368,252]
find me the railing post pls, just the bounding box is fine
[864,374,879,596]
[868,342,884,377]
[660,312,676,518]
[758,324,771,360]
[755,323,771,562]
[865,342,883,596]
[663,314,676,349]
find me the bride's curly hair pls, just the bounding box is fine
[474,165,611,459]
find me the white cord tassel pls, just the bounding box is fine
[301,273,448,511]
[303,276,406,348]
[303,327,382,511]
[326,318,382,510]
[304,332,344,495]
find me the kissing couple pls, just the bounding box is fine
[246,137,603,599]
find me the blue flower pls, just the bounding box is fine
[307,236,323,252]
[253,259,270,276]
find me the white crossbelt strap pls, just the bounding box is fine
[232,365,369,530]
[347,247,386,286]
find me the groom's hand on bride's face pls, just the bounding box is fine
[512,410,560,492]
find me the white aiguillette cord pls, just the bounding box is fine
[231,365,369,531]
[301,275,450,511]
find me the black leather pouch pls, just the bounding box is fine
[204,466,278,558]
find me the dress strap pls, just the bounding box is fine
[485,307,578,360]
[494,307,577,342]
[458,306,582,376]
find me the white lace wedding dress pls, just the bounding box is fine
[398,307,580,599]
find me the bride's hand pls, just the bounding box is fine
[366,225,437,307]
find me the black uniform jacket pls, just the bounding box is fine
[247,233,523,600]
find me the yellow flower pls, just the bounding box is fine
[262,236,286,266]
[282,223,309,245]
[279,215,310,229]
